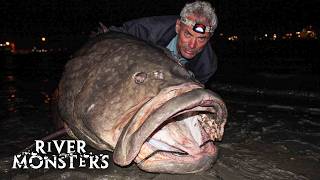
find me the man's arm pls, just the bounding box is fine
[108,16,177,45]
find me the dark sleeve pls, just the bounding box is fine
[186,44,218,84]
[108,16,177,45]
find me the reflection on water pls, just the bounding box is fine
[0,53,68,157]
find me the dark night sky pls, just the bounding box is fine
[1,0,319,48]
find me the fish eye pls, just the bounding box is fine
[153,71,164,80]
[133,72,148,84]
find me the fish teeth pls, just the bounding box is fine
[198,113,222,141]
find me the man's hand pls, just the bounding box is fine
[90,22,109,37]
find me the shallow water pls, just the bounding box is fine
[0,53,319,179]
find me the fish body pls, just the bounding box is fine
[57,32,227,173]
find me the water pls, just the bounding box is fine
[0,53,66,157]
[0,43,319,179]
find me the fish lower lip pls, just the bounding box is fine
[144,140,216,158]
[135,141,217,173]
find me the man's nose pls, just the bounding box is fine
[188,38,197,49]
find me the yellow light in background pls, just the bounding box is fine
[296,32,301,38]
[227,35,239,41]
[41,37,46,42]
[272,34,277,40]
[5,41,10,46]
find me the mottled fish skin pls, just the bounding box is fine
[57,32,227,174]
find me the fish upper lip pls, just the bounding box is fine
[113,82,202,165]
[113,84,227,166]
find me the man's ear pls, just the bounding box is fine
[175,19,181,34]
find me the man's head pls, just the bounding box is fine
[176,1,217,59]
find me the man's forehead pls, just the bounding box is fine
[186,14,210,26]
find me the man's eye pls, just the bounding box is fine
[184,32,191,38]
[198,37,206,42]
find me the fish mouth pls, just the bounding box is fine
[113,83,227,173]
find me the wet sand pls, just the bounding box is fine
[1,92,319,180]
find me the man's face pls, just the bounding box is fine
[176,15,211,59]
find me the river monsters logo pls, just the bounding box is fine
[12,140,110,169]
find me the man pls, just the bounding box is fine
[102,1,218,84]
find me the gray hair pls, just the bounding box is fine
[180,1,218,31]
